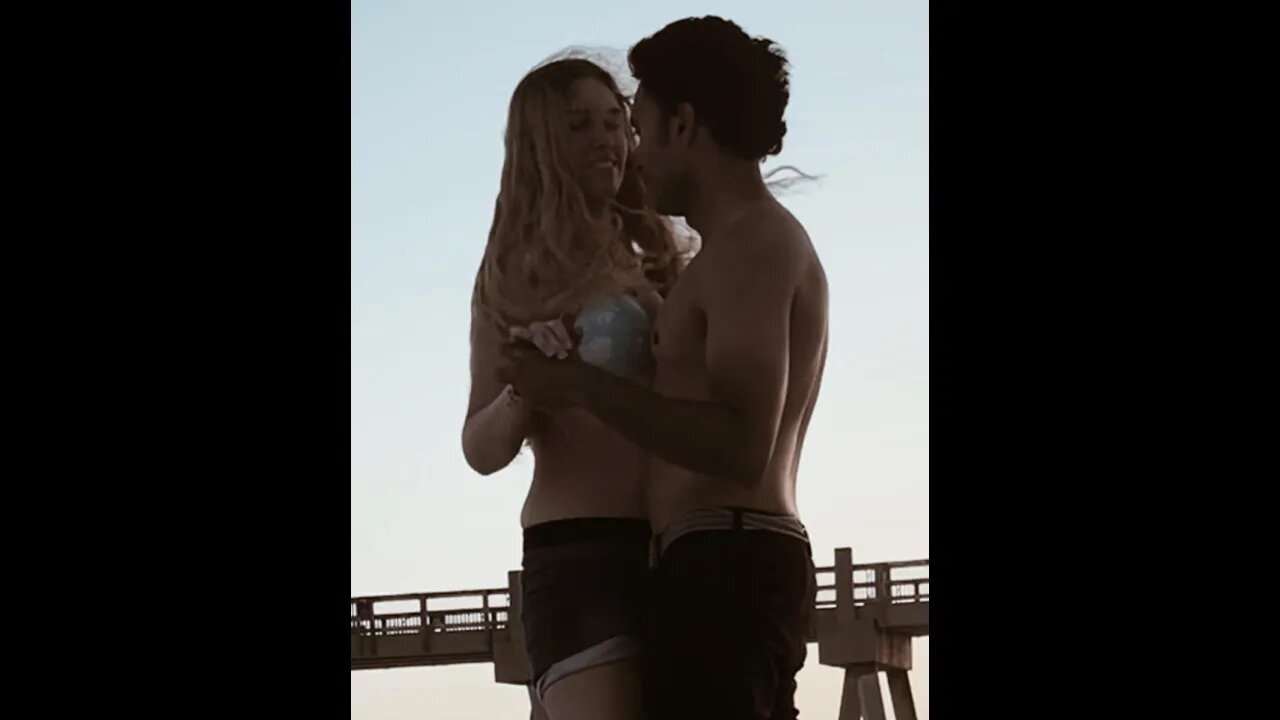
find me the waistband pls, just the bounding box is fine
[523,517,651,552]
[651,507,809,561]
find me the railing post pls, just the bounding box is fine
[875,563,891,605]
[508,571,526,647]
[420,596,432,653]
[834,548,855,626]
[355,598,374,655]
[483,592,493,648]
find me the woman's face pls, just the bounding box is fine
[563,77,628,204]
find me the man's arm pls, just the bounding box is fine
[572,236,794,487]
[571,363,751,481]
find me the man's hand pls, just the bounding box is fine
[497,342,591,409]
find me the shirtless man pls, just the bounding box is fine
[501,17,827,720]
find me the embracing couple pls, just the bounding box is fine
[462,15,828,720]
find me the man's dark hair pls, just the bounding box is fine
[629,16,790,161]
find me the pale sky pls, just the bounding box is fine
[351,0,929,717]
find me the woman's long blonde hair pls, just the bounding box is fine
[472,58,684,332]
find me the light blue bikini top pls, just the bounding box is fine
[574,293,652,378]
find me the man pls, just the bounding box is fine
[501,16,828,720]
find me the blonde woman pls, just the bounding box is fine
[462,57,682,720]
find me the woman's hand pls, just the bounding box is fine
[508,316,576,360]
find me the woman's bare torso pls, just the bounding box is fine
[520,409,649,527]
[518,287,661,528]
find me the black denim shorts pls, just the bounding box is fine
[520,518,650,698]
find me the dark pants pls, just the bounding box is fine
[644,526,817,720]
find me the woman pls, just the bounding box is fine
[461,57,683,720]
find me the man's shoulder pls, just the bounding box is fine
[705,203,814,278]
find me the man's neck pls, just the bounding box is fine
[684,157,774,246]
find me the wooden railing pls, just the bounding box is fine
[813,559,929,610]
[351,556,928,637]
[351,588,510,636]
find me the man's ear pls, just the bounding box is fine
[671,101,697,148]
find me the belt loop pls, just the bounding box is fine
[732,508,743,532]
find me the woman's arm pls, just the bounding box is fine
[462,308,533,475]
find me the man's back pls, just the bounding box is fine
[647,199,828,532]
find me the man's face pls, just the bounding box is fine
[630,86,689,215]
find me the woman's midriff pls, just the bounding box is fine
[520,407,648,528]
